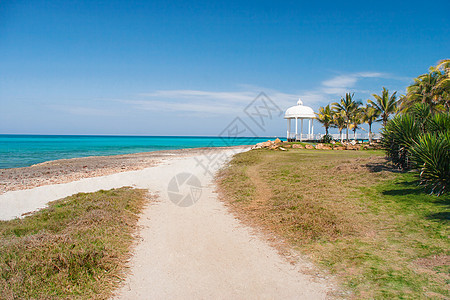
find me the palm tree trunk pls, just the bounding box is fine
[346,123,349,143]
[369,123,372,145]
[325,126,329,135]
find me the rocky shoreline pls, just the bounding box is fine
[0,146,249,195]
[252,138,383,151]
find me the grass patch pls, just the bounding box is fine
[217,149,449,298]
[0,187,151,299]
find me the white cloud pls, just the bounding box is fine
[112,71,399,118]
[355,72,385,78]
[124,99,241,115]
[122,88,300,116]
[323,75,359,89]
[139,90,254,103]
[117,71,387,116]
[49,105,116,116]
[321,72,387,95]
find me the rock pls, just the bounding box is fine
[316,143,332,150]
[363,144,375,150]
[252,139,291,150]
[345,145,359,150]
[333,146,345,150]
[279,147,287,151]
[292,144,303,149]
[305,144,315,149]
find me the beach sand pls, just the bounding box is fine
[0,146,248,195]
[0,146,338,298]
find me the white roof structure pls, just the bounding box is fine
[284,99,316,119]
[284,98,316,141]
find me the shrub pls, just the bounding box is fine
[320,134,333,143]
[410,132,450,195]
[382,104,450,195]
[381,114,420,170]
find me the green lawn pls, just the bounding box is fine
[217,149,449,298]
[0,187,150,299]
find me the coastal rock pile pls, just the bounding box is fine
[251,140,382,151]
[251,138,286,151]
[315,144,332,150]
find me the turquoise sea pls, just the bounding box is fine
[0,135,273,169]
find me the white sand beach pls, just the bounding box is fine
[0,147,337,299]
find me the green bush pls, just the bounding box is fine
[320,134,333,143]
[382,104,450,195]
[381,114,420,170]
[410,132,450,195]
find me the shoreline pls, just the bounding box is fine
[0,145,250,195]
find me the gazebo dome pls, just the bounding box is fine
[284,99,315,119]
[284,98,316,142]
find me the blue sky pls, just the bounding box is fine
[1,0,449,136]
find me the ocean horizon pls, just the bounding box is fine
[0,134,275,169]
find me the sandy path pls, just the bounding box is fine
[0,148,336,298]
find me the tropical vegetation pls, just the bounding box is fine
[316,89,395,144]
[382,103,449,195]
[315,104,333,135]
[332,93,362,141]
[368,87,398,126]
[402,58,450,113]
[361,103,380,144]
[316,58,449,195]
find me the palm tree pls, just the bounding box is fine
[331,110,346,143]
[362,103,380,144]
[332,93,362,142]
[402,60,450,113]
[316,104,333,135]
[369,87,398,127]
[349,108,364,141]
[407,73,440,107]
[434,58,450,75]
[432,59,450,112]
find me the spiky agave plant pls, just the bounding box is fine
[381,114,421,170]
[427,111,450,133]
[410,131,450,195]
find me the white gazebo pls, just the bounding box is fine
[284,99,316,141]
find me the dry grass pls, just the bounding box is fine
[0,187,153,299]
[217,149,449,298]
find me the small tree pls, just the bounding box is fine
[349,108,364,141]
[369,87,398,127]
[316,104,333,135]
[362,104,380,144]
[332,93,362,142]
[331,110,346,143]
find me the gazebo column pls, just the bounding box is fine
[287,119,291,140]
[301,119,304,141]
[311,119,314,140]
[308,119,311,139]
[295,117,298,141]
